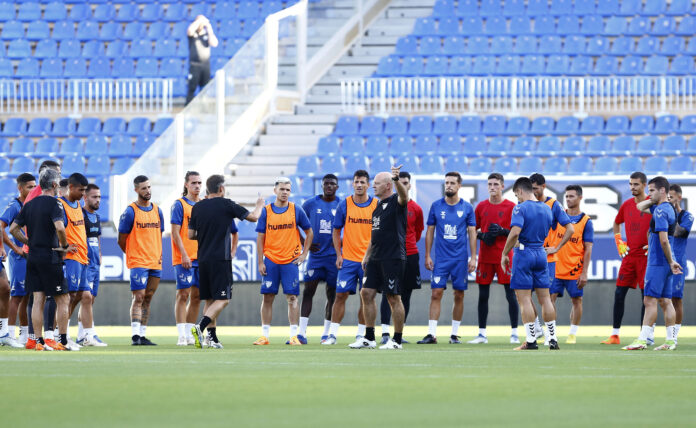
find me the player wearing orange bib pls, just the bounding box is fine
[549,185,594,344]
[118,175,164,346]
[254,177,313,346]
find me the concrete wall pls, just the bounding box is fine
[90,281,693,327]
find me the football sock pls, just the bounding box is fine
[262,324,270,337]
[393,332,402,344]
[65,319,71,340]
[45,329,54,341]
[612,286,630,329]
[356,324,366,337]
[185,323,194,338]
[451,320,461,336]
[569,324,578,335]
[612,328,620,336]
[322,319,331,336]
[428,320,437,336]
[329,322,339,337]
[666,325,675,341]
[20,326,28,338]
[365,327,375,341]
[37,337,44,345]
[60,333,67,346]
[675,324,681,339]
[78,321,84,339]
[299,317,309,336]
[534,317,543,336]
[524,322,535,343]
[510,327,518,337]
[638,325,652,341]
[85,328,95,338]
[44,298,56,332]
[29,333,35,341]
[649,323,656,339]
[545,321,557,340]
[140,325,147,337]
[207,327,218,343]
[504,284,519,328]
[131,322,141,337]
[381,323,390,335]
[477,284,490,329]
[0,317,8,335]
[176,323,186,337]
[199,316,212,331]
[478,327,486,337]
[380,295,391,326]
[290,324,298,337]
[27,297,33,335]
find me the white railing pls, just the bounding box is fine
[340,76,696,116]
[0,78,173,116]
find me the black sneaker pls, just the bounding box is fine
[131,335,141,346]
[139,336,157,346]
[549,339,560,350]
[417,334,437,344]
[449,335,462,344]
[380,334,390,345]
[514,341,538,350]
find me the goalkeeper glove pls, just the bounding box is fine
[488,223,510,237]
[614,233,629,258]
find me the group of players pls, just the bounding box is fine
[0,159,689,351]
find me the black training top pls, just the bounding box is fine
[14,195,64,264]
[188,27,211,64]
[189,197,249,262]
[370,193,407,261]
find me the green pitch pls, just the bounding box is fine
[1,326,694,427]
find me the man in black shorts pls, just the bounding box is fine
[190,175,263,349]
[9,168,77,351]
[354,165,409,350]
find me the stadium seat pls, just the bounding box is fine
[76,118,102,137]
[10,138,33,157]
[495,157,517,173]
[560,136,585,156]
[482,115,506,135]
[318,136,340,155]
[610,37,634,56]
[505,117,530,135]
[76,20,98,41]
[543,157,567,174]
[344,154,368,172]
[432,0,455,17]
[399,56,424,76]
[471,56,495,75]
[662,135,686,155]
[537,136,560,156]
[87,58,111,78]
[16,57,40,78]
[581,15,603,35]
[365,135,389,155]
[486,136,511,156]
[135,58,159,77]
[115,3,137,22]
[510,16,532,34]
[2,118,27,137]
[0,2,13,21]
[669,56,695,75]
[661,37,684,56]
[644,156,668,174]
[0,59,13,79]
[113,58,135,78]
[553,116,579,135]
[678,115,696,134]
[628,115,654,135]
[214,1,236,20]
[35,137,59,157]
[618,56,643,75]
[627,17,651,36]
[651,17,675,36]
[442,36,466,56]
[545,55,569,75]
[562,35,586,55]
[529,117,554,136]
[51,118,76,137]
[490,36,514,55]
[26,118,52,137]
[102,118,126,136]
[296,155,320,177]
[69,4,91,21]
[594,56,618,75]
[586,36,608,56]
[594,156,618,173]
[108,134,132,158]
[99,21,122,40]
[17,2,40,21]
[611,136,635,155]
[509,136,535,156]
[0,139,9,153]
[635,136,660,156]
[568,156,592,174]
[11,157,35,174]
[58,39,81,58]
[497,55,521,75]
[667,0,690,15]
[578,116,604,135]
[527,0,548,16]
[444,154,468,173]
[370,154,393,172]
[469,157,492,174]
[61,154,86,174]
[127,118,151,136]
[420,154,444,174]
[617,156,642,173]
[438,134,462,154]
[395,36,417,55]
[85,134,109,156]
[537,35,562,56]
[94,3,116,21]
[653,115,678,135]
[520,55,545,75]
[586,136,611,156]
[635,37,659,56]
[446,56,471,75]
[85,155,110,176]
[556,16,579,35]
[415,135,438,155]
[384,116,408,135]
[676,15,696,35]
[131,39,154,57]
[457,116,481,135]
[7,39,31,59]
[424,56,447,76]
[133,135,155,155]
[106,40,127,58]
[390,135,413,155]
[604,116,629,134]
[1,20,24,40]
[432,116,457,135]
[27,20,50,41]
[604,17,626,36]
[82,40,105,58]
[670,156,692,173]
[643,56,668,75]
[321,155,345,175]
[518,157,543,173]
[463,134,487,156]
[514,36,537,54]
[111,157,134,174]
[164,3,187,22]
[152,118,172,136]
[409,116,433,135]
[395,154,419,173]
[123,22,146,41]
[34,39,57,59]
[334,117,359,136]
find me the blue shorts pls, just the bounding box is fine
[261,258,299,295]
[550,278,583,298]
[8,255,27,297]
[671,273,684,299]
[336,259,364,294]
[130,268,161,291]
[431,258,468,291]
[644,265,673,299]
[510,247,550,290]
[547,261,556,283]
[85,264,100,297]
[64,260,89,293]
[305,255,338,288]
[174,264,199,290]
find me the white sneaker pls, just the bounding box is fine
[510,334,520,344]
[64,342,81,351]
[544,338,551,346]
[322,334,337,345]
[19,335,28,346]
[348,337,376,349]
[83,336,108,347]
[177,336,188,346]
[202,334,210,347]
[187,336,195,346]
[647,337,655,346]
[535,328,545,341]
[0,334,24,348]
[467,334,488,344]
[379,339,403,350]
[207,341,224,349]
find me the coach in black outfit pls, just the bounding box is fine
[190,175,263,348]
[9,168,76,350]
[185,15,219,105]
[358,165,409,350]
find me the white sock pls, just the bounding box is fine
[140,325,147,337]
[675,324,681,339]
[381,323,390,335]
[45,329,54,341]
[638,325,652,341]
[322,319,331,336]
[545,321,557,340]
[262,324,270,337]
[428,320,438,336]
[612,328,620,336]
[452,320,461,336]
[185,323,194,338]
[85,327,95,338]
[511,327,518,336]
[299,317,309,336]
[176,323,185,338]
[77,321,84,339]
[7,323,14,338]
[569,324,579,335]
[131,321,141,337]
[329,322,339,336]
[290,324,298,337]
[478,327,486,337]
[649,323,656,339]
[666,325,675,341]
[356,324,366,337]
[524,322,535,343]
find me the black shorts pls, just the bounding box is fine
[404,253,422,291]
[26,260,66,297]
[199,260,233,300]
[364,259,405,295]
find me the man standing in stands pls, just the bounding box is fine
[186,15,219,105]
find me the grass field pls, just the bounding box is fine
[2,325,695,427]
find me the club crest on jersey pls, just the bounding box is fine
[382,203,388,210]
[140,276,147,285]
[331,209,336,216]
[433,276,441,283]
[457,211,463,217]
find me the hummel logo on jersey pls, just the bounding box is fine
[382,203,388,210]
[440,211,446,219]
[457,211,463,217]
[317,209,322,214]
[221,290,226,296]
[56,286,62,291]
[388,279,395,289]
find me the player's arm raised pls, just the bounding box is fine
[244,194,265,222]
[636,198,654,214]
[467,225,477,273]
[578,242,593,290]
[500,226,521,272]
[424,225,435,271]
[392,165,409,206]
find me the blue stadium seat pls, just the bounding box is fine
[334,116,359,136]
[112,58,135,78]
[395,154,419,173]
[466,36,489,55]
[610,36,634,56]
[518,157,543,173]
[618,56,643,75]
[296,155,320,177]
[505,117,529,135]
[482,115,506,135]
[321,155,345,175]
[82,40,105,58]
[102,118,126,136]
[115,3,137,22]
[2,118,27,137]
[545,54,569,75]
[594,56,618,75]
[370,154,393,172]
[618,0,641,16]
[1,20,24,40]
[238,1,260,18]
[399,56,424,76]
[578,116,604,135]
[438,18,460,36]
[433,116,457,135]
[151,118,171,136]
[644,156,668,174]
[27,20,50,41]
[676,15,696,35]
[15,58,40,78]
[159,58,183,77]
[413,18,437,36]
[87,58,111,78]
[661,37,685,56]
[214,1,236,20]
[147,21,170,40]
[537,35,562,55]
[390,135,413,155]
[463,134,487,156]
[509,136,534,156]
[340,136,363,155]
[58,39,81,58]
[135,58,158,77]
[0,139,8,153]
[611,136,635,155]
[604,115,629,134]
[458,116,481,135]
[260,1,283,16]
[76,20,98,41]
[415,135,438,155]
[0,58,13,78]
[433,0,455,17]
[562,35,586,55]
[510,16,532,34]
[140,3,163,22]
[643,56,668,75]
[543,157,567,174]
[444,154,468,173]
[447,56,472,75]
[468,157,492,174]
[106,40,127,58]
[461,17,484,36]
[553,116,579,135]
[670,156,692,173]
[50,118,76,137]
[154,38,178,58]
[642,0,666,15]
[626,17,651,36]
[514,36,537,54]
[490,36,513,55]
[99,21,122,40]
[133,134,155,156]
[395,36,418,55]
[0,2,13,21]
[669,56,695,75]
[586,136,611,156]
[480,0,502,16]
[111,157,134,174]
[529,117,554,136]
[11,157,35,174]
[58,137,85,156]
[423,56,446,76]
[75,118,101,137]
[560,136,585,156]
[487,136,511,156]
[69,4,91,21]
[442,36,466,56]
[123,22,146,41]
[86,155,110,176]
[604,17,626,36]
[420,154,444,174]
[495,157,517,173]
[130,39,153,57]
[375,56,399,77]
[384,116,408,135]
[26,118,52,137]
[635,135,660,156]
[568,156,592,174]
[594,156,618,173]
[85,134,108,156]
[17,2,40,21]
[653,115,678,135]
[164,3,187,22]
[527,0,548,16]
[520,55,545,75]
[7,39,31,59]
[556,15,580,35]
[34,40,57,58]
[662,135,686,155]
[61,154,86,174]
[409,116,432,135]
[581,15,603,35]
[586,36,608,56]
[35,137,59,157]
[679,115,696,134]
[127,118,150,136]
[93,4,115,21]
[317,136,340,155]
[496,55,520,75]
[344,154,368,172]
[365,135,389,155]
[438,134,462,154]
[651,17,675,36]
[667,0,690,15]
[108,134,132,157]
[635,36,659,56]
[484,16,507,36]
[10,138,33,157]
[687,137,696,155]
[537,136,560,156]
[628,115,654,135]
[420,36,442,55]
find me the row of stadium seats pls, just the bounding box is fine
[0,116,171,137]
[296,153,694,176]
[0,134,155,158]
[432,0,693,18]
[330,115,696,137]
[317,134,696,157]
[375,54,695,76]
[0,18,265,40]
[0,1,289,22]
[0,154,134,175]
[395,35,696,58]
[1,57,187,78]
[410,15,696,37]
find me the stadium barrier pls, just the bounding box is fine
[340,76,696,116]
[0,78,173,116]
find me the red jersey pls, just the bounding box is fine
[615,198,651,258]
[475,198,515,264]
[405,199,424,256]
